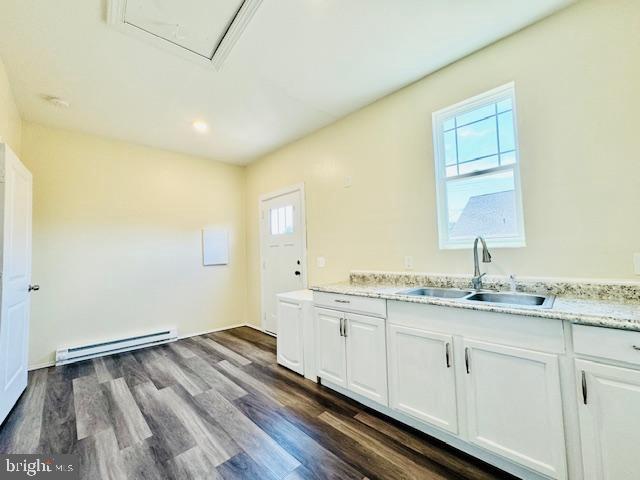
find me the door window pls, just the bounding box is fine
[270,205,294,235]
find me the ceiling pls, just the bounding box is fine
[0,0,574,165]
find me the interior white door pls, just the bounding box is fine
[387,324,457,433]
[345,312,388,405]
[315,307,347,387]
[0,144,33,425]
[260,188,304,334]
[276,298,304,375]
[576,359,640,480]
[462,339,567,479]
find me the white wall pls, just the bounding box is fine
[21,122,247,367]
[245,0,640,326]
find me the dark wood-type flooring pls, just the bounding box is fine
[0,327,517,479]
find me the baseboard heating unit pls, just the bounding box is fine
[55,328,178,365]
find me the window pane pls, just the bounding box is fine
[501,151,516,165]
[270,208,278,235]
[455,104,495,127]
[444,130,457,166]
[497,98,512,113]
[443,117,455,131]
[497,111,515,152]
[278,207,286,235]
[446,170,517,239]
[457,117,498,163]
[458,155,499,175]
[284,205,294,234]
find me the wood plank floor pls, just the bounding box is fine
[0,327,518,480]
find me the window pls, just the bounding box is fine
[432,83,525,249]
[270,205,294,235]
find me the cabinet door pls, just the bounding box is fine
[387,325,457,433]
[345,312,388,405]
[315,307,347,387]
[463,339,567,479]
[576,359,640,480]
[276,300,304,375]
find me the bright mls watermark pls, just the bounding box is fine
[0,455,78,479]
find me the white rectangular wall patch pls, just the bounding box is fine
[202,229,229,266]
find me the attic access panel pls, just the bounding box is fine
[107,0,262,68]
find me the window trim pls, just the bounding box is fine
[432,82,526,250]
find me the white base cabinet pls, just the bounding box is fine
[313,292,640,480]
[316,307,348,387]
[315,305,388,406]
[277,290,316,379]
[387,325,458,433]
[462,339,567,479]
[576,359,640,480]
[277,298,304,375]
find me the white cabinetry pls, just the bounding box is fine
[316,307,348,387]
[277,290,316,379]
[573,324,640,480]
[463,339,567,479]
[276,298,304,375]
[575,360,640,480]
[314,295,388,406]
[345,313,387,404]
[387,325,457,433]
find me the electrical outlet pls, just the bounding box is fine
[404,256,414,270]
[634,253,640,275]
[317,256,326,268]
[343,176,352,188]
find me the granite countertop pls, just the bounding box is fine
[310,272,640,332]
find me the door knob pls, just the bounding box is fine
[28,284,40,292]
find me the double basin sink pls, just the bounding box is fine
[396,287,555,309]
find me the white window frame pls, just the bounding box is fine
[432,82,526,250]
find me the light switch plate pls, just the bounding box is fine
[404,256,414,270]
[634,253,640,275]
[317,256,326,268]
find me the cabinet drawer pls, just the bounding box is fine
[313,292,386,318]
[573,325,640,367]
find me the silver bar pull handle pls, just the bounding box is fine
[445,342,451,368]
[339,318,343,337]
[335,299,351,304]
[465,347,470,374]
[343,319,348,338]
[581,370,588,405]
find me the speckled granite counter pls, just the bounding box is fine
[311,271,640,332]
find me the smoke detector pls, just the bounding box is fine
[106,0,262,69]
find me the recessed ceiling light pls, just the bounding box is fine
[192,120,209,133]
[42,95,70,108]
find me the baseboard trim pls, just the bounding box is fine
[28,323,259,372]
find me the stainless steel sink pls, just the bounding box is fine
[397,287,473,299]
[465,292,555,308]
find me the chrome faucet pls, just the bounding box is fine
[472,236,492,290]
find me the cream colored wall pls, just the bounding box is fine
[21,122,247,367]
[245,0,640,326]
[0,56,22,154]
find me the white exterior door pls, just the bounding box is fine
[576,359,640,480]
[462,339,567,479]
[0,144,33,425]
[387,325,457,433]
[316,307,347,387]
[345,312,388,405]
[276,298,304,375]
[260,187,305,334]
